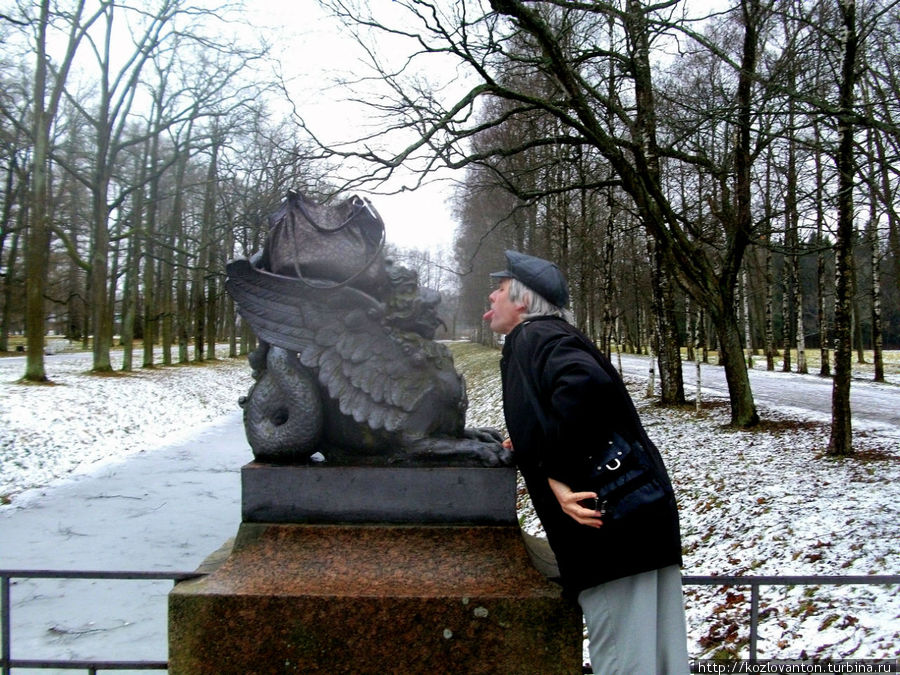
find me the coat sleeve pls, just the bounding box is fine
[534,334,618,486]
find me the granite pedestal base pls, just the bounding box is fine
[169,464,581,674]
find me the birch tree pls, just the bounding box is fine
[827,0,859,456]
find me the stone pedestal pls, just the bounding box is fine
[241,463,519,525]
[169,464,581,674]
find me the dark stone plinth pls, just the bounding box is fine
[169,523,581,675]
[241,463,518,525]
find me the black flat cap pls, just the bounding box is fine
[490,250,569,307]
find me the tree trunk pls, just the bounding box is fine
[0,159,22,353]
[120,231,139,372]
[685,298,694,363]
[223,211,237,357]
[176,212,190,364]
[712,304,760,427]
[827,0,858,457]
[658,263,685,404]
[1,228,21,354]
[781,257,793,373]
[647,239,684,405]
[764,212,775,371]
[89,174,113,373]
[742,269,753,369]
[160,244,174,367]
[793,254,807,374]
[817,245,830,377]
[814,121,831,378]
[241,319,255,356]
[0,158,16,273]
[24,0,54,382]
[625,0,683,405]
[192,259,206,362]
[194,142,220,361]
[142,133,161,368]
[88,8,116,374]
[785,73,807,375]
[870,232,884,383]
[865,134,884,383]
[162,149,190,366]
[206,238,218,361]
[601,200,615,355]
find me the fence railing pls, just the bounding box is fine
[2,570,899,674]
[1,569,202,675]
[681,574,900,663]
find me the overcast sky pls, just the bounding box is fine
[242,1,462,253]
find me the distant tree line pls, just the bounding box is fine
[453,165,900,367]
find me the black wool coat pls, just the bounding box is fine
[500,316,682,596]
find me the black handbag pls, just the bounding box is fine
[578,432,670,522]
[261,191,388,295]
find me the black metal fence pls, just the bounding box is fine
[1,570,201,675]
[2,569,898,674]
[681,574,900,663]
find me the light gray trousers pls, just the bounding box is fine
[578,565,690,675]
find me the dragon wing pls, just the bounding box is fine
[225,257,464,436]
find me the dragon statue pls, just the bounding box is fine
[225,191,510,467]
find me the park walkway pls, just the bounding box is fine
[0,410,248,667]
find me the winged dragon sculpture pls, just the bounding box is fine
[225,191,510,467]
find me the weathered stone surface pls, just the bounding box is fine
[169,523,581,674]
[241,463,518,525]
[225,192,511,468]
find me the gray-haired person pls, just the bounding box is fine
[485,250,689,674]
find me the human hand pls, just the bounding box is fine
[547,477,603,529]
[502,438,513,450]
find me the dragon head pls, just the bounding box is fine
[384,261,446,340]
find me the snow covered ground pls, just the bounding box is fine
[1,343,899,666]
[0,346,251,502]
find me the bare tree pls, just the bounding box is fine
[813,117,831,378]
[23,0,102,380]
[309,1,792,419]
[863,130,885,382]
[29,0,270,374]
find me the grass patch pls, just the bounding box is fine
[851,448,899,463]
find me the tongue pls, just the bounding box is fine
[482,309,494,321]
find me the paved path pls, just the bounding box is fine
[0,411,249,669]
[615,353,900,429]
